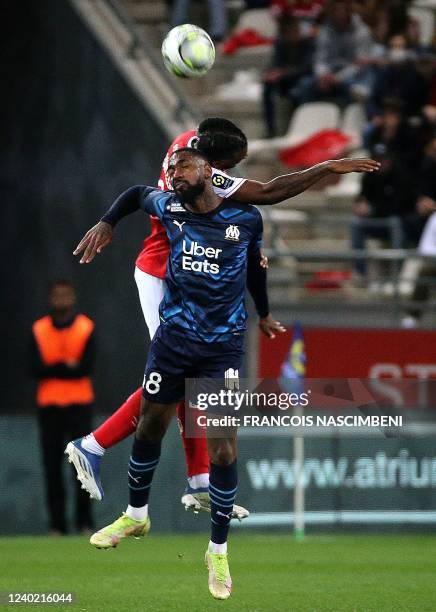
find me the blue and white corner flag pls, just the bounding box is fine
[281,322,306,382]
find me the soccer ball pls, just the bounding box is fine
[161,24,215,79]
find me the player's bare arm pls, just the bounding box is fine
[231,158,381,205]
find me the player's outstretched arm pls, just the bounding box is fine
[74,221,113,264]
[232,158,381,206]
[74,185,146,264]
[246,250,285,339]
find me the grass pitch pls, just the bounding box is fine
[0,534,435,611]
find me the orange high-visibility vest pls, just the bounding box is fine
[32,314,95,406]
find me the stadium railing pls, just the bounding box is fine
[70,0,200,137]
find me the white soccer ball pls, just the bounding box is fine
[161,24,215,79]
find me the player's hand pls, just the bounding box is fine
[260,251,269,269]
[259,314,286,339]
[73,221,113,264]
[327,158,381,174]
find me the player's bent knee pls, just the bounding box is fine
[208,439,237,466]
[136,400,176,443]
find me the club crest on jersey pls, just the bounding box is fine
[212,174,234,190]
[225,225,240,241]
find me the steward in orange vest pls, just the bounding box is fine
[30,280,95,534]
[30,284,95,407]
[31,313,95,406]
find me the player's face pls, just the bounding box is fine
[169,152,211,202]
[49,285,76,314]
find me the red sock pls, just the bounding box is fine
[177,401,209,477]
[93,387,142,449]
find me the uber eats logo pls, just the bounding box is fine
[182,239,221,274]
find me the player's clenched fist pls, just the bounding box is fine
[73,221,113,264]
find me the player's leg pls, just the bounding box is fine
[178,400,211,512]
[65,268,164,498]
[67,404,94,532]
[197,337,244,599]
[179,397,248,518]
[135,268,212,512]
[65,387,141,500]
[90,397,176,549]
[205,434,237,600]
[90,325,185,549]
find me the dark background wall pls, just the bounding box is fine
[0,0,168,413]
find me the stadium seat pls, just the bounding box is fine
[408,7,435,45]
[341,103,365,150]
[325,149,368,204]
[215,70,262,101]
[234,8,278,38]
[249,102,341,158]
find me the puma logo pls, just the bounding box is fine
[173,220,186,232]
[216,511,232,520]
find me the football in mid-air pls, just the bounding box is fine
[161,24,215,78]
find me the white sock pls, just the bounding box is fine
[81,433,105,456]
[209,540,227,554]
[126,504,148,521]
[188,473,209,490]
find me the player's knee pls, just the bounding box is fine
[136,405,168,443]
[208,439,236,466]
[136,415,165,442]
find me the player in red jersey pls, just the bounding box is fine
[66,119,283,517]
[66,117,379,513]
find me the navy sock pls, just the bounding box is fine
[128,437,161,508]
[209,460,238,545]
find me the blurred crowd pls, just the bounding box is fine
[168,0,436,319]
[262,1,436,320]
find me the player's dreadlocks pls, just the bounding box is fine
[196,117,247,163]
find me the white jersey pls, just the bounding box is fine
[418,212,436,256]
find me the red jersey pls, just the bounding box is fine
[135,130,247,279]
[135,130,197,279]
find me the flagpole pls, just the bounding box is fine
[281,321,306,540]
[293,410,305,540]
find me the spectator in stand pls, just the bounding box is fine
[401,209,436,327]
[350,100,420,277]
[30,280,95,534]
[262,15,314,137]
[401,133,436,327]
[351,0,382,29]
[367,34,430,119]
[270,0,325,37]
[409,130,436,242]
[292,0,377,106]
[422,56,436,126]
[170,0,228,41]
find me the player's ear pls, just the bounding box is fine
[204,161,212,179]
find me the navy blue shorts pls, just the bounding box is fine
[142,325,244,404]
